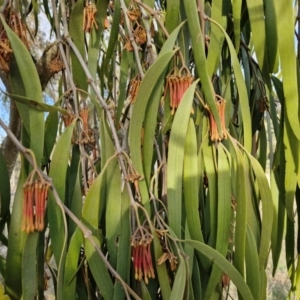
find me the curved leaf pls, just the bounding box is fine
[184,240,254,300]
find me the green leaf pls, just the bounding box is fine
[246,154,273,267]
[1,15,45,163]
[167,80,199,239]
[209,18,252,151]
[205,144,232,299]
[245,225,261,300]
[47,121,77,298]
[43,112,59,165]
[5,158,27,299]
[69,0,88,91]
[183,118,204,243]
[183,0,223,136]
[128,50,176,204]
[113,189,131,300]
[169,254,187,300]
[232,0,242,51]
[0,149,10,219]
[103,119,122,270]
[84,237,114,300]
[184,240,254,300]
[274,0,300,140]
[207,0,230,76]
[3,91,69,114]
[22,233,39,300]
[63,229,83,299]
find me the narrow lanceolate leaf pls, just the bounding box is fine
[183,118,204,243]
[232,0,242,51]
[48,122,76,266]
[183,0,222,135]
[150,223,171,300]
[22,233,39,300]
[5,158,27,299]
[205,144,232,299]
[81,152,116,299]
[69,0,88,91]
[274,0,300,140]
[43,112,59,166]
[210,19,252,151]
[264,0,278,73]
[167,80,199,239]
[227,137,247,278]
[246,154,273,267]
[283,118,298,222]
[207,0,230,77]
[128,50,176,205]
[245,225,261,300]
[165,0,180,33]
[63,229,83,299]
[0,149,10,219]
[103,118,122,270]
[202,137,217,248]
[3,91,69,114]
[184,240,254,300]
[245,0,266,71]
[1,15,44,163]
[48,122,77,300]
[169,254,187,300]
[113,189,131,300]
[84,238,114,300]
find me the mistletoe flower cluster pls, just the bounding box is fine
[22,169,50,233]
[207,96,227,142]
[131,226,155,284]
[165,67,194,115]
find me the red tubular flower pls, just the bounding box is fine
[218,99,227,139]
[131,227,155,284]
[26,184,35,233]
[22,171,50,234]
[208,106,220,142]
[165,68,194,115]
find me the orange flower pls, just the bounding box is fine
[83,2,98,33]
[207,97,227,142]
[22,172,50,233]
[165,67,194,114]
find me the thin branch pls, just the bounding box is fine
[0,116,141,300]
[119,0,144,77]
[65,36,136,206]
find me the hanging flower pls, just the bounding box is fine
[22,170,50,233]
[165,67,194,115]
[83,1,98,33]
[131,226,155,284]
[207,96,227,142]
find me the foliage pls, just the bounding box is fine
[0,0,299,299]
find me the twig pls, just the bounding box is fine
[65,37,136,206]
[119,0,144,78]
[0,117,141,300]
